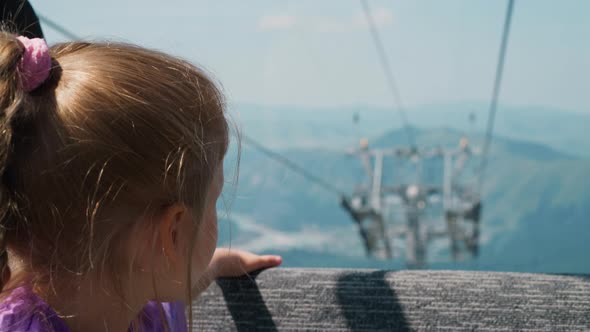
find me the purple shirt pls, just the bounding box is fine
[0,286,187,332]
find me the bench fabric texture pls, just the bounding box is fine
[192,269,590,331]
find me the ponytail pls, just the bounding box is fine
[0,31,31,291]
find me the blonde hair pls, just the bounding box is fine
[0,31,229,325]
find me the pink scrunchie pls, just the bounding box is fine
[16,36,51,92]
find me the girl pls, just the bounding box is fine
[0,32,281,331]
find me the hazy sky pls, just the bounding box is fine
[33,0,590,113]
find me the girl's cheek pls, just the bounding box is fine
[189,208,218,281]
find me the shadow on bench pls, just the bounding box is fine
[192,269,590,331]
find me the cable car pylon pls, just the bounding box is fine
[341,125,482,268]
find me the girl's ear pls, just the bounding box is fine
[158,203,185,265]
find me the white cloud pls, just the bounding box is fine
[370,7,394,26]
[224,213,365,256]
[353,7,394,28]
[257,8,393,33]
[257,14,296,31]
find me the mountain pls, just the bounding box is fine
[218,118,590,274]
[232,103,590,158]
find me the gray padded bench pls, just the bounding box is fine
[192,269,590,331]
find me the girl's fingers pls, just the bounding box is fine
[212,249,282,277]
[245,255,282,271]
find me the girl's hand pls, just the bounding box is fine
[192,248,282,297]
[210,248,282,278]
